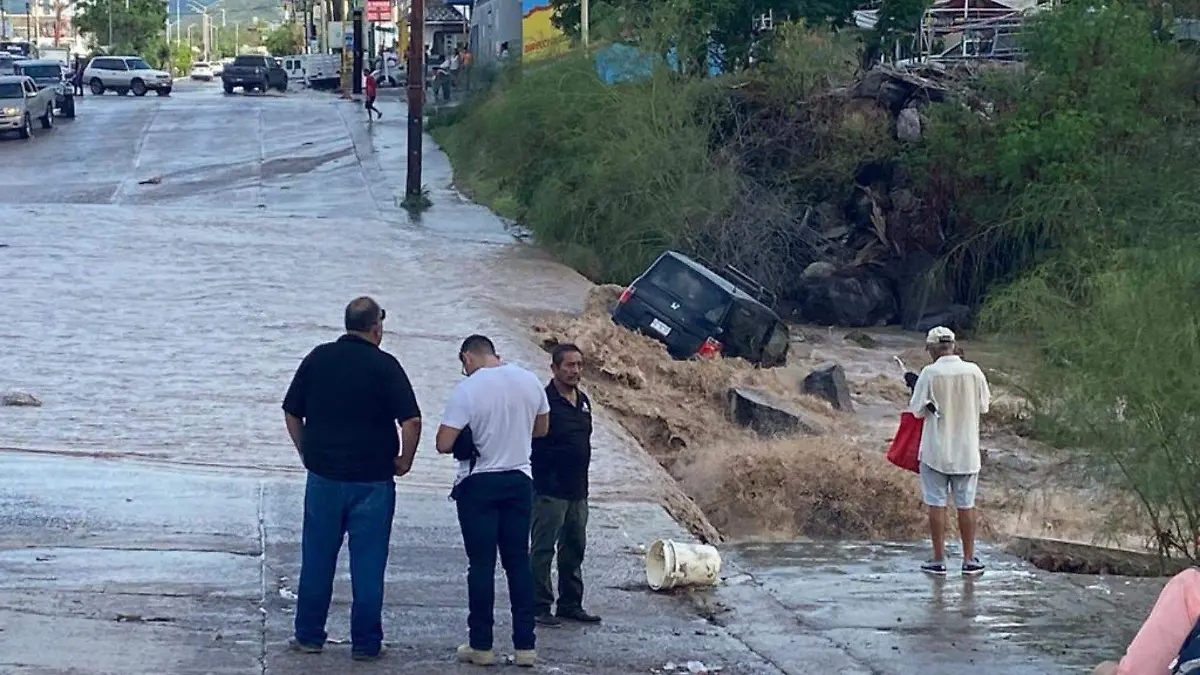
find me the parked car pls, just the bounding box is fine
[611,251,791,367]
[190,61,214,81]
[0,75,57,139]
[211,60,226,77]
[84,55,173,96]
[13,59,75,117]
[221,54,287,93]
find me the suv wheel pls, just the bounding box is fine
[131,79,147,96]
[156,87,171,97]
[39,106,53,129]
[222,81,234,94]
[18,113,32,139]
[89,78,105,95]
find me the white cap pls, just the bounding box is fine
[926,326,956,344]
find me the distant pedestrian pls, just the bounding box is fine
[530,344,602,627]
[436,335,550,668]
[448,48,461,94]
[364,71,381,121]
[72,58,84,96]
[283,296,422,662]
[908,326,990,577]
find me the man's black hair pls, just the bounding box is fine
[460,334,496,356]
[551,342,583,367]
[345,296,383,333]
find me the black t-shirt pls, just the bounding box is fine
[530,382,592,500]
[282,335,421,483]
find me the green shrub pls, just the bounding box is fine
[435,53,735,283]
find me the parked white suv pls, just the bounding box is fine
[84,56,173,97]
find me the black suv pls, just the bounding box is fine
[611,251,790,367]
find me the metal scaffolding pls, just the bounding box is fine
[917,0,1045,62]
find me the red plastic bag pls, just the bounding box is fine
[886,412,923,473]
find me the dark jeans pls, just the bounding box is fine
[530,495,588,615]
[455,470,535,652]
[294,472,395,657]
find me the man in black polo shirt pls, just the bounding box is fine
[282,296,422,662]
[530,343,601,626]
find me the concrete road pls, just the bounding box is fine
[0,82,1156,674]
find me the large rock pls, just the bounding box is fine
[802,363,854,412]
[892,250,970,331]
[792,274,897,327]
[728,387,823,437]
[2,392,42,407]
[896,107,922,142]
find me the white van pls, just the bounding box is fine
[280,53,340,90]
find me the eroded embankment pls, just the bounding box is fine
[533,286,926,542]
[533,286,1134,548]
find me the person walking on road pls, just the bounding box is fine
[436,335,550,668]
[283,296,422,662]
[530,343,601,627]
[72,58,85,96]
[364,71,381,121]
[908,326,990,577]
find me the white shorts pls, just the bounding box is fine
[919,462,978,509]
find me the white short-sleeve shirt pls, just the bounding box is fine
[909,355,991,475]
[442,363,550,484]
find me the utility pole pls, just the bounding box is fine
[351,7,361,94]
[107,0,112,45]
[405,0,424,201]
[1,0,7,40]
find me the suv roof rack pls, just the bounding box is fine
[722,263,778,308]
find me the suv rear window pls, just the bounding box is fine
[644,257,731,323]
[18,64,60,78]
[233,56,264,66]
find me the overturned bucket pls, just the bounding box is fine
[645,539,722,591]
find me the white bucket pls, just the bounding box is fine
[645,539,722,591]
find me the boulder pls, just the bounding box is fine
[792,274,897,327]
[844,330,879,349]
[802,363,855,412]
[728,387,823,437]
[2,392,42,407]
[896,107,922,143]
[802,261,836,279]
[911,304,971,333]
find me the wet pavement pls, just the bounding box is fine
[0,82,1159,673]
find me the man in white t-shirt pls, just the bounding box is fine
[909,326,991,577]
[436,335,550,668]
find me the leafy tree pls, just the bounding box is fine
[263,25,301,56]
[862,0,929,65]
[74,0,168,54]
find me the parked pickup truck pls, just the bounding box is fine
[222,55,287,94]
[14,59,75,117]
[0,74,57,139]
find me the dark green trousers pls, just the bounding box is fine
[530,494,588,614]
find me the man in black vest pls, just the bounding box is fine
[530,343,601,626]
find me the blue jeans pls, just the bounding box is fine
[455,470,536,651]
[294,472,395,657]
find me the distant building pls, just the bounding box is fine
[470,0,521,63]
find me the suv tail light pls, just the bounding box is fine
[617,286,634,304]
[697,337,723,359]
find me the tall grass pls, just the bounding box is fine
[433,54,735,282]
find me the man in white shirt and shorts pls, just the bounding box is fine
[436,335,550,668]
[909,326,991,577]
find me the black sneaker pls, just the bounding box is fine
[535,612,562,627]
[351,645,388,662]
[962,558,986,576]
[288,637,323,654]
[557,608,602,623]
[921,560,947,576]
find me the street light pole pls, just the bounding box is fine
[406,0,425,202]
[107,0,113,46]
